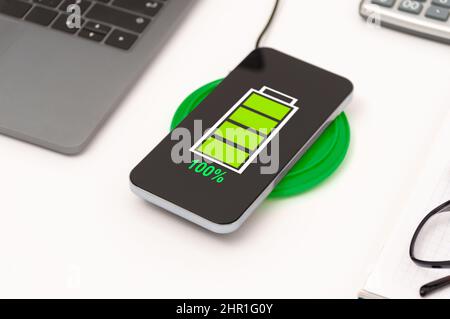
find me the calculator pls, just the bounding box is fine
[360,0,450,44]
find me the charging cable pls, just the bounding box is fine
[255,0,281,49]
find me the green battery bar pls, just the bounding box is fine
[191,86,299,174]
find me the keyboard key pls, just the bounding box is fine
[25,6,58,26]
[59,0,91,14]
[112,0,164,17]
[52,13,84,33]
[371,0,396,7]
[84,21,110,35]
[86,4,150,33]
[78,27,105,42]
[426,5,450,21]
[432,0,450,9]
[398,0,423,14]
[0,0,32,18]
[33,0,63,8]
[105,29,138,50]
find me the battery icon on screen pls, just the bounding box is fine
[190,86,299,174]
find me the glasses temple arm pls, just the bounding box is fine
[420,276,450,297]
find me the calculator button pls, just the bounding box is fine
[398,0,424,14]
[432,0,450,9]
[371,0,396,7]
[426,5,450,21]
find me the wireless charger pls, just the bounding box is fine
[170,79,351,199]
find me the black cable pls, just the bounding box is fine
[255,0,281,49]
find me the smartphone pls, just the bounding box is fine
[130,48,353,234]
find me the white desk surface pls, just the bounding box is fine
[1,0,449,298]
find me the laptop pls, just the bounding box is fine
[0,0,194,154]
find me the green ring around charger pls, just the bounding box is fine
[170,79,351,198]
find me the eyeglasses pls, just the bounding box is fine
[410,200,450,297]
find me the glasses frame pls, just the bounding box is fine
[409,199,450,269]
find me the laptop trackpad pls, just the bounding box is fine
[0,19,23,57]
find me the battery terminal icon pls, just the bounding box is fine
[191,86,299,174]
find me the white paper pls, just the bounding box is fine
[362,114,450,299]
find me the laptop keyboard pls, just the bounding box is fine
[0,0,168,50]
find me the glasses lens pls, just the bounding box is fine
[413,205,450,262]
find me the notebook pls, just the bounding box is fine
[359,113,450,299]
